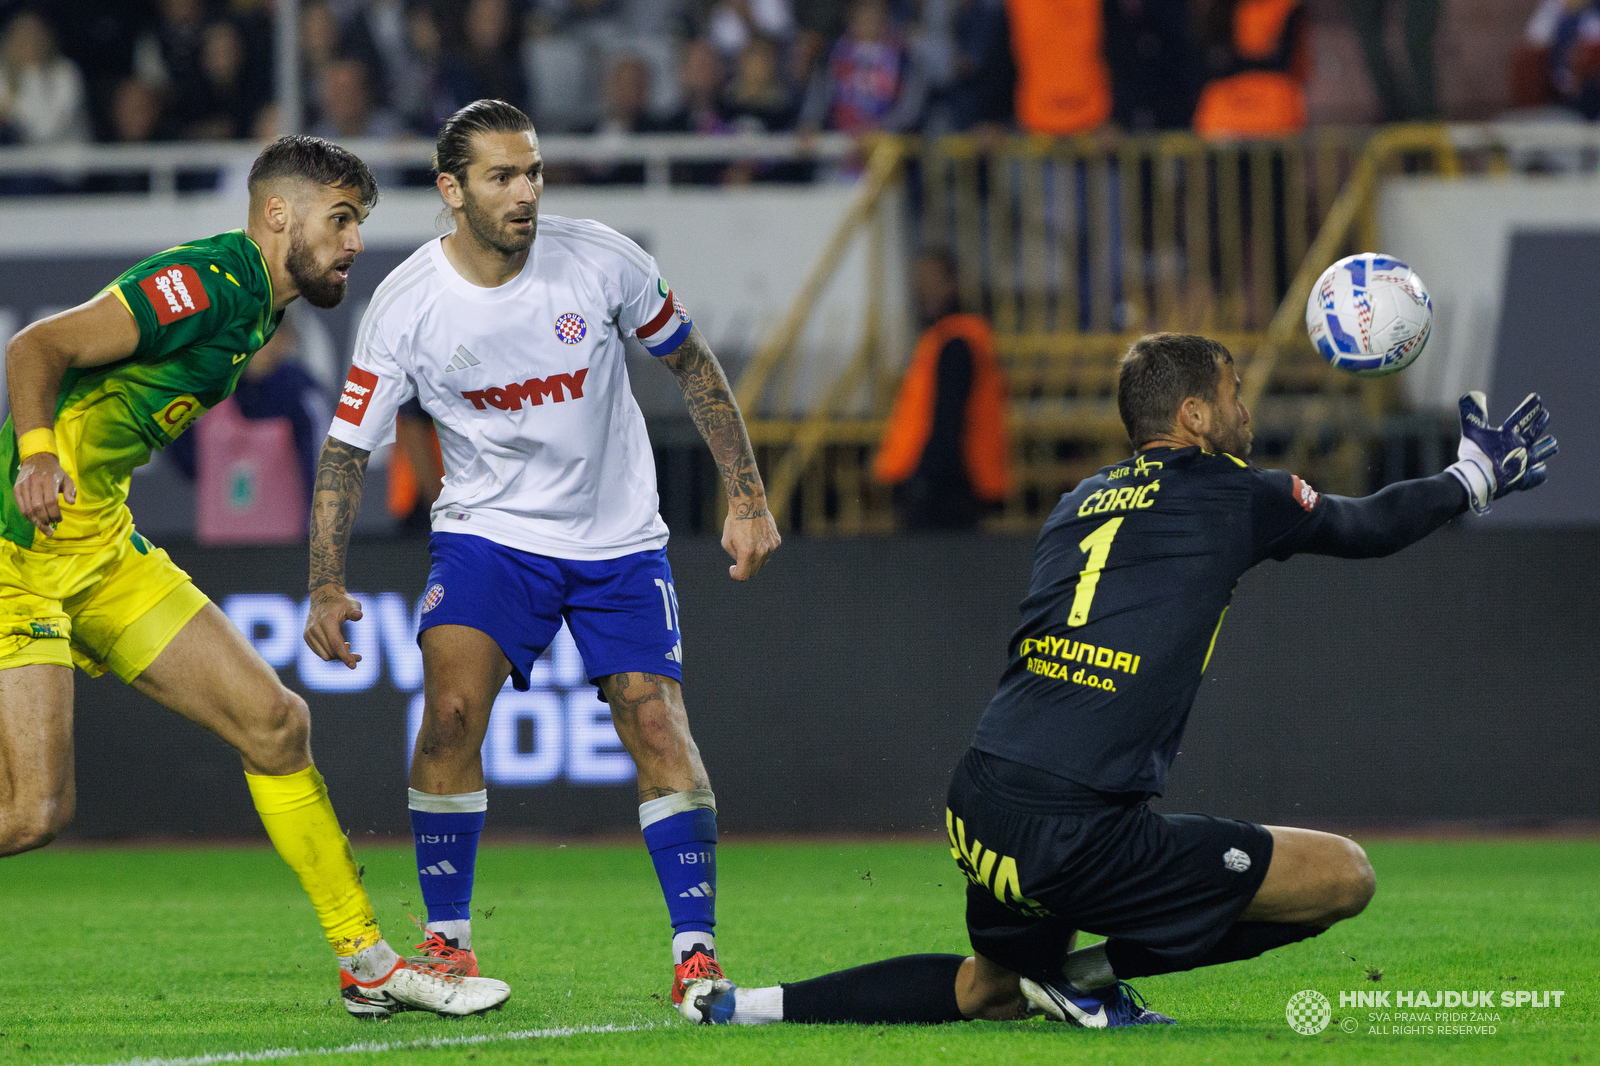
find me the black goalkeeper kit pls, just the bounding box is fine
[954,447,1467,979]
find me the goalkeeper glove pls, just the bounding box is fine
[1446,391,1558,515]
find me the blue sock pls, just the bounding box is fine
[409,789,487,947]
[641,798,718,960]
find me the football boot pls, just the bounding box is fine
[410,929,481,978]
[672,943,726,1006]
[341,956,510,1018]
[679,977,739,1024]
[1020,978,1176,1028]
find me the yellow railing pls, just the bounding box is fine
[736,125,1461,533]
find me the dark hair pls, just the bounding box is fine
[247,134,378,209]
[1116,333,1233,447]
[433,99,534,183]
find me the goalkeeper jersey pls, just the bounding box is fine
[971,447,1467,797]
[0,229,281,552]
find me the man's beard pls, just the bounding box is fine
[286,226,349,309]
[1208,423,1253,459]
[463,188,535,256]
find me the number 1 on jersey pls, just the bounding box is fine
[1068,517,1123,627]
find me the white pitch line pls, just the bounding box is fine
[65,1022,657,1066]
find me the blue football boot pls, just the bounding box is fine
[1020,978,1176,1028]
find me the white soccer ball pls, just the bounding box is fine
[1304,253,1433,376]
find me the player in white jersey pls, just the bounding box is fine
[302,101,780,1005]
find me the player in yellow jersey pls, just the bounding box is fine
[0,136,510,1018]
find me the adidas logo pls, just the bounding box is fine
[665,640,683,664]
[445,344,482,373]
[679,881,714,899]
[420,859,459,876]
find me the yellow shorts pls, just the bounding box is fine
[0,524,210,682]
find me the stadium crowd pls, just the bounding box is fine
[0,0,1466,159]
[0,1,1591,161]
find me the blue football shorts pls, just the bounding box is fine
[416,532,684,693]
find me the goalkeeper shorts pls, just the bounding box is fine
[0,522,209,682]
[948,747,1274,982]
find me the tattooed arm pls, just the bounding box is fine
[303,436,371,668]
[662,326,781,580]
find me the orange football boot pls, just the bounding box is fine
[672,946,725,1005]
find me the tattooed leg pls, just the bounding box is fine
[599,672,709,801]
[603,671,722,970]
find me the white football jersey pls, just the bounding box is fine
[326,215,694,560]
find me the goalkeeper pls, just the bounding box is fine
[682,332,1556,1028]
[0,136,508,1018]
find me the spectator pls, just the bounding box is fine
[664,37,730,134]
[1519,0,1600,119]
[132,0,207,106]
[1191,0,1308,139]
[873,249,1010,531]
[723,34,796,131]
[298,1,384,130]
[662,38,729,183]
[591,51,670,134]
[1105,0,1204,131]
[84,77,163,192]
[791,0,850,86]
[581,52,672,182]
[706,0,794,60]
[458,0,529,110]
[940,0,1014,132]
[799,0,926,134]
[0,11,92,146]
[110,77,163,144]
[168,315,334,544]
[1006,0,1112,135]
[347,0,412,107]
[174,21,266,140]
[1351,0,1440,122]
[312,58,404,141]
[394,4,478,135]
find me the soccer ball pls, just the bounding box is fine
[1304,253,1433,376]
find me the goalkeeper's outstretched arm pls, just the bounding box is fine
[1298,390,1557,560]
[1300,474,1468,559]
[304,435,371,668]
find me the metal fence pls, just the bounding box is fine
[730,123,1543,535]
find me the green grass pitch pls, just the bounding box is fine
[1,838,1593,1065]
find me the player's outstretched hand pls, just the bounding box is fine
[1448,391,1558,515]
[723,497,781,581]
[304,586,364,668]
[14,452,77,537]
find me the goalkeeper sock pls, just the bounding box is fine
[409,788,487,949]
[782,954,966,1023]
[1061,940,1117,990]
[640,789,718,960]
[245,765,381,956]
[1103,922,1324,979]
[726,984,784,1024]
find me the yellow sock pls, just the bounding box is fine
[246,765,382,957]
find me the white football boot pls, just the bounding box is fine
[341,956,511,1018]
[679,977,740,1024]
